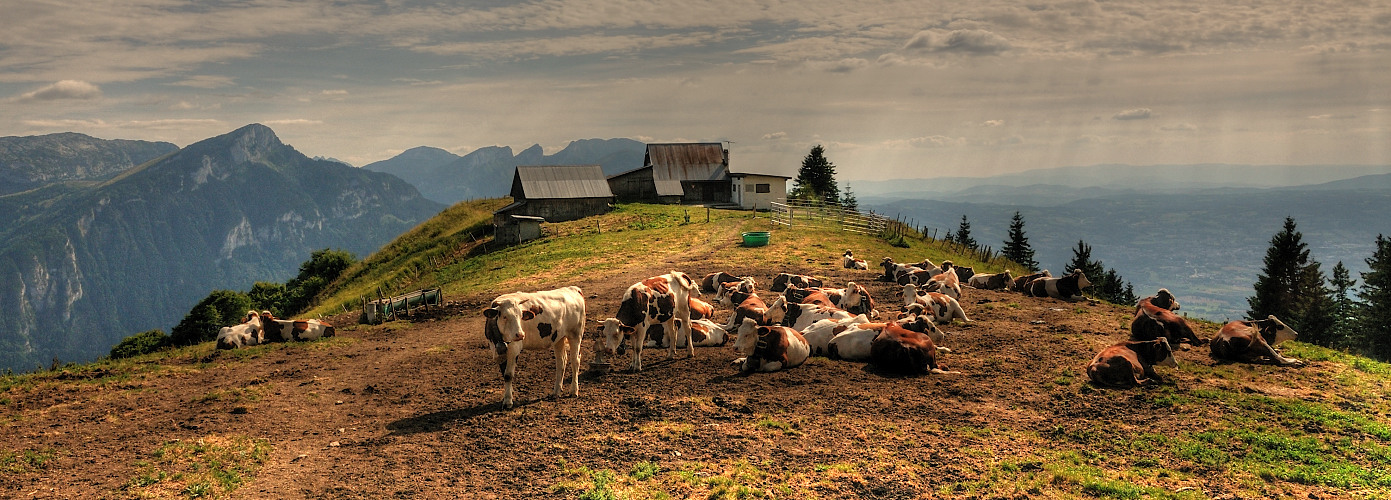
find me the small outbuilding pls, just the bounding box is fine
[729,172,790,211]
[493,165,614,244]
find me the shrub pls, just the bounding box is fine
[110,329,170,359]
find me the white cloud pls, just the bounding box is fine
[1159,123,1197,132]
[762,132,788,140]
[169,75,235,88]
[883,136,967,149]
[1113,108,1153,121]
[321,90,348,96]
[982,120,1004,127]
[903,29,1011,55]
[15,80,101,102]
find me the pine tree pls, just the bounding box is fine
[1064,239,1134,304]
[790,145,840,204]
[841,183,858,211]
[1065,240,1105,283]
[1327,261,1359,350]
[1357,235,1391,358]
[1001,211,1038,271]
[1247,217,1336,345]
[954,215,978,249]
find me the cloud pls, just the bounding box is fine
[22,118,222,130]
[884,136,966,149]
[762,132,788,140]
[809,58,870,73]
[1112,108,1152,121]
[903,29,1011,55]
[169,75,235,89]
[981,120,1004,127]
[1308,114,1357,120]
[321,89,348,95]
[1159,123,1197,132]
[15,80,102,102]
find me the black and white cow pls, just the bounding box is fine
[483,286,587,409]
[1025,269,1091,302]
[967,270,1014,290]
[843,250,869,270]
[770,273,823,293]
[216,311,264,350]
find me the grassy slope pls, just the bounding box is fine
[3,201,1390,498]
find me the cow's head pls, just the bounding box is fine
[669,271,700,297]
[1256,315,1298,345]
[598,317,634,356]
[1150,338,1177,367]
[482,298,541,344]
[1152,289,1180,311]
[1071,269,1092,290]
[898,284,920,306]
[764,296,788,326]
[732,318,761,356]
[844,250,854,257]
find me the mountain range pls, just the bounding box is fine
[0,132,178,196]
[0,124,443,372]
[360,138,645,204]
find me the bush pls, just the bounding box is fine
[110,329,169,359]
[169,290,253,346]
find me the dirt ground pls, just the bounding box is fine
[0,239,1322,499]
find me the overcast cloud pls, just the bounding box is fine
[1,0,1387,179]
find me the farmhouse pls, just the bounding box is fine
[493,165,614,244]
[608,143,788,209]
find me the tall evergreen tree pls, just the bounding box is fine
[1001,211,1038,271]
[1065,239,1135,304]
[1247,217,1336,345]
[1065,240,1106,283]
[954,215,978,249]
[841,182,858,211]
[1357,235,1391,358]
[1327,261,1359,350]
[790,145,840,204]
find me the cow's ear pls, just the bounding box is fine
[521,310,536,321]
[483,308,500,319]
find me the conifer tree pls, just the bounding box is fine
[1001,211,1038,271]
[1357,235,1391,358]
[1247,217,1336,345]
[954,215,978,249]
[841,183,858,211]
[1066,240,1105,283]
[1327,261,1359,349]
[790,145,840,204]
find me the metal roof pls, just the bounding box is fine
[645,143,727,183]
[511,165,614,199]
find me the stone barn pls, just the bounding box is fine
[493,165,614,243]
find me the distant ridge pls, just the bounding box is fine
[0,132,178,195]
[0,124,444,372]
[362,138,645,204]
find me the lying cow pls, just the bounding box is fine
[838,282,878,318]
[216,311,264,350]
[801,314,871,356]
[602,271,700,371]
[967,270,1014,290]
[1141,288,1181,311]
[770,272,823,293]
[827,315,944,362]
[261,311,335,342]
[1086,338,1177,388]
[924,267,963,300]
[765,296,856,331]
[1025,269,1091,302]
[701,272,752,294]
[1130,289,1205,347]
[1010,270,1052,292]
[642,318,729,348]
[900,284,971,323]
[731,318,811,373]
[843,250,869,270]
[716,282,771,331]
[782,287,838,308]
[870,320,959,375]
[952,265,976,283]
[880,257,919,282]
[483,286,587,408]
[1210,315,1304,366]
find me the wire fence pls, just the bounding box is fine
[769,199,1015,269]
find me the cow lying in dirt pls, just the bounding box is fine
[261,311,335,342]
[1210,315,1304,366]
[900,284,971,323]
[642,318,729,348]
[216,311,263,350]
[843,250,869,270]
[827,314,945,362]
[871,320,959,375]
[1130,289,1205,347]
[967,270,1013,290]
[1025,269,1091,302]
[801,314,871,356]
[1086,338,1177,388]
[731,318,811,373]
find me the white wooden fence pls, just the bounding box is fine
[769,200,889,234]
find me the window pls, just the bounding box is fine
[755,184,771,193]
[746,184,755,192]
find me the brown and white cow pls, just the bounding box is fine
[1010,270,1052,292]
[483,286,587,408]
[924,267,963,300]
[843,250,869,270]
[216,311,264,350]
[967,270,1014,290]
[801,314,871,356]
[765,296,856,332]
[782,287,839,308]
[880,257,920,282]
[731,318,811,373]
[643,318,729,348]
[900,284,971,323]
[260,311,335,342]
[716,283,771,331]
[701,272,752,294]
[870,320,959,375]
[1130,289,1205,347]
[1025,269,1091,302]
[1086,338,1177,388]
[601,272,700,371]
[1209,316,1304,366]
[837,282,878,319]
[827,315,944,362]
[770,272,823,293]
[1141,288,1181,312]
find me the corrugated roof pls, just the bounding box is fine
[513,165,614,199]
[646,143,727,182]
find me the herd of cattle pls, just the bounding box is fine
[474,249,1306,409]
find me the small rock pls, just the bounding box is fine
[329,441,340,447]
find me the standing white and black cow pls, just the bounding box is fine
[600,271,700,371]
[483,286,587,409]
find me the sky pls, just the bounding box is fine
[2,0,1388,181]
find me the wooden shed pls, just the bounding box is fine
[493,165,614,243]
[608,143,732,204]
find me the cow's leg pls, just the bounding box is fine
[500,344,521,409]
[679,311,695,358]
[629,320,647,372]
[564,332,582,396]
[1250,340,1304,366]
[551,339,567,399]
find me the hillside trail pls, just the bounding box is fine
[0,226,1328,498]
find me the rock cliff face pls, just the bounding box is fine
[0,132,178,195]
[0,124,444,372]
